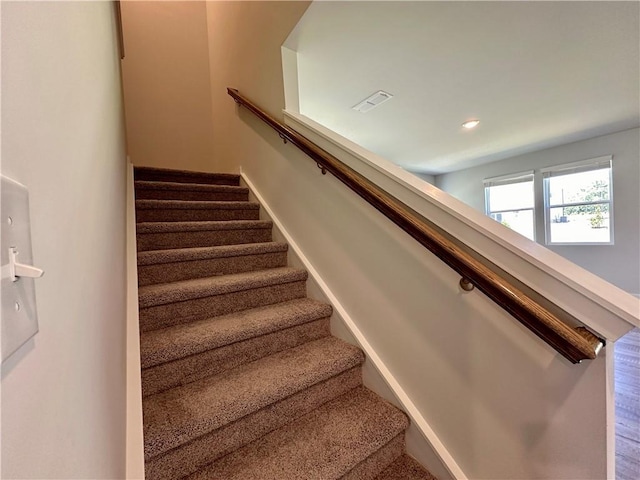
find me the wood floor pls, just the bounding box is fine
[615,327,640,480]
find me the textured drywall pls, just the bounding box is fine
[1,2,127,478]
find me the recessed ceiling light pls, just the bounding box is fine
[462,120,480,129]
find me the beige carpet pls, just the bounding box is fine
[135,166,437,480]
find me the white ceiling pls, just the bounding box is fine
[285,1,640,175]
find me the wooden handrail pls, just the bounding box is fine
[114,1,125,60]
[227,87,605,364]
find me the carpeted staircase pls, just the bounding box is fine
[134,166,437,480]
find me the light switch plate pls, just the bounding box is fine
[1,175,40,362]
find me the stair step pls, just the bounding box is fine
[137,242,289,286]
[143,336,365,461]
[141,299,333,396]
[143,319,331,397]
[135,181,249,201]
[135,200,260,222]
[186,387,409,480]
[138,267,308,331]
[136,220,273,251]
[374,454,438,480]
[134,166,240,186]
[141,298,332,368]
[139,267,307,308]
[145,367,362,480]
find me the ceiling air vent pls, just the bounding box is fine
[352,90,393,113]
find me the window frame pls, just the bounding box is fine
[542,156,614,246]
[483,171,536,241]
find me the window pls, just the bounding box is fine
[484,172,535,240]
[542,156,613,245]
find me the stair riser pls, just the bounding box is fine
[139,281,307,332]
[134,171,239,186]
[343,434,405,480]
[375,455,436,480]
[136,208,259,223]
[145,368,363,480]
[135,190,249,202]
[142,318,331,396]
[138,251,288,286]
[137,229,272,251]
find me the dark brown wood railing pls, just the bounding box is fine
[114,1,125,59]
[228,87,605,364]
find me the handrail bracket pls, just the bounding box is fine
[459,277,475,292]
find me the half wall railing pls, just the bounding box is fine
[228,87,604,364]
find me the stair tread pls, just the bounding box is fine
[138,267,307,308]
[136,199,259,210]
[143,337,365,460]
[136,219,272,233]
[186,386,408,480]
[140,298,333,369]
[374,454,437,480]
[138,242,288,266]
[135,181,248,193]
[134,166,239,180]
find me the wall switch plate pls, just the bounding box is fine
[1,175,41,362]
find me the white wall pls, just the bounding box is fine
[1,2,127,478]
[206,0,311,174]
[413,172,435,184]
[434,128,640,295]
[205,3,613,479]
[121,1,216,172]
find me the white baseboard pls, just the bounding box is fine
[240,170,466,480]
[126,162,145,479]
